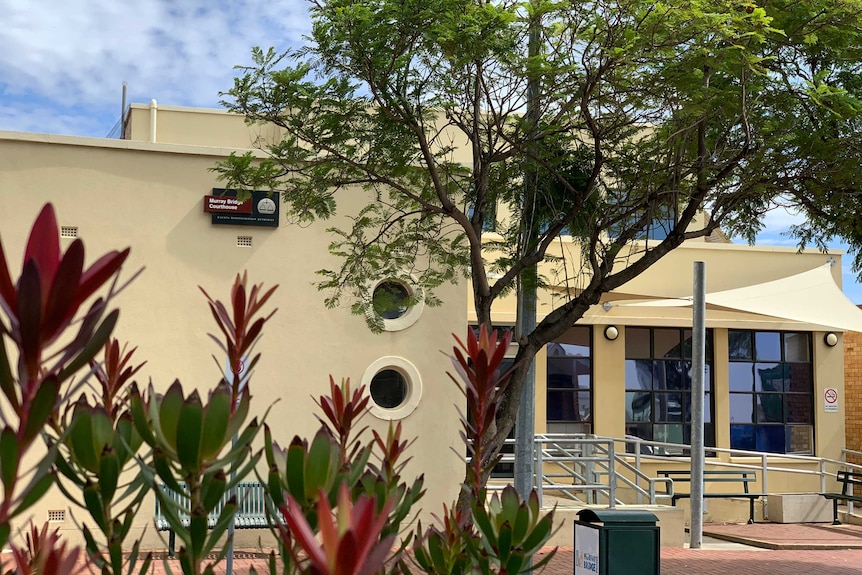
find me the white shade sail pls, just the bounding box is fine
[624,263,862,332]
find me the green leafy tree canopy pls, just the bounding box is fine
[216,0,862,486]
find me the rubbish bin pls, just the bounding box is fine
[574,509,659,575]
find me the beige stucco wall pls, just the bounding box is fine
[0,131,466,548]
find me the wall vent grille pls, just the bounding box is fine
[48,510,65,522]
[60,226,78,238]
[237,236,253,247]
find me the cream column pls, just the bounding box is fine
[593,325,627,438]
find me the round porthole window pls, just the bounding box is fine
[361,357,422,420]
[369,369,408,408]
[372,281,411,320]
[367,276,425,331]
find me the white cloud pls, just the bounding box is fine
[0,0,310,135]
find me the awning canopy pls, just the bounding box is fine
[623,263,862,332]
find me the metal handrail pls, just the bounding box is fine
[479,434,862,520]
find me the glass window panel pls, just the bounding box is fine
[785,394,813,424]
[786,425,813,454]
[547,360,575,391]
[575,359,592,388]
[785,364,813,393]
[654,393,684,422]
[654,423,685,445]
[577,391,592,421]
[756,425,785,453]
[625,359,653,390]
[626,392,652,422]
[729,363,755,392]
[730,425,755,451]
[755,362,786,392]
[755,331,781,361]
[654,360,683,391]
[625,327,651,358]
[547,390,578,421]
[654,329,682,359]
[729,394,754,423]
[756,393,784,423]
[626,423,653,442]
[783,333,810,362]
[656,360,689,391]
[548,327,591,357]
[729,330,753,360]
[685,393,711,423]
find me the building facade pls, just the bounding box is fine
[0,102,857,544]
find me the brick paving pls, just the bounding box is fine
[106,523,862,575]
[141,543,862,575]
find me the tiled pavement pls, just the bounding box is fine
[141,522,862,575]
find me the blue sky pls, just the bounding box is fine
[1,0,860,303]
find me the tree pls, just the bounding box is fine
[216,0,862,499]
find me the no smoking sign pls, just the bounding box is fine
[824,387,839,413]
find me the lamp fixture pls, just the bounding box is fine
[604,325,619,341]
[824,332,839,347]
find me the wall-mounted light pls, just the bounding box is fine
[604,325,619,341]
[824,332,839,347]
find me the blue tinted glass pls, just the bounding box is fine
[755,332,781,361]
[756,426,786,453]
[625,359,653,390]
[729,394,754,423]
[728,363,754,392]
[730,425,755,451]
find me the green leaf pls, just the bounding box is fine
[189,512,208,557]
[199,385,230,461]
[83,483,107,531]
[154,450,184,494]
[22,377,60,445]
[0,523,9,550]
[285,438,307,504]
[0,427,19,492]
[69,406,98,473]
[11,471,54,518]
[99,452,120,502]
[128,386,157,447]
[202,501,237,556]
[305,429,335,499]
[159,381,186,453]
[521,514,555,553]
[175,392,204,472]
[91,408,114,453]
[201,473,226,512]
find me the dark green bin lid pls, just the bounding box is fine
[577,508,658,524]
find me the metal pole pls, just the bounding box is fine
[515,299,537,498]
[514,2,542,502]
[690,262,706,548]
